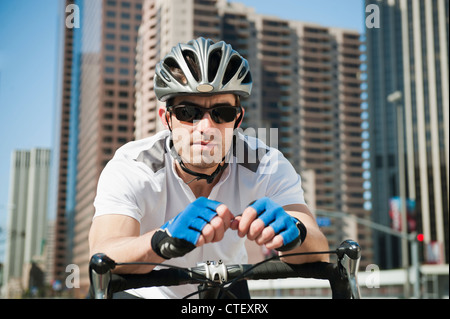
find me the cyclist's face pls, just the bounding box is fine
[166,94,242,169]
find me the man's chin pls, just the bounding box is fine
[184,156,224,169]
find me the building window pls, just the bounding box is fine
[120,35,130,42]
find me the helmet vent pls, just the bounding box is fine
[241,70,252,84]
[222,55,242,85]
[163,57,186,84]
[182,50,200,82]
[208,48,222,82]
[155,75,168,88]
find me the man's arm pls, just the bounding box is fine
[89,201,234,274]
[89,215,164,274]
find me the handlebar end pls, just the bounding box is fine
[89,253,116,274]
[336,239,361,260]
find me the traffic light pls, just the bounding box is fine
[416,233,424,242]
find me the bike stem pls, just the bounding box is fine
[89,253,116,299]
[195,260,228,299]
[336,240,361,299]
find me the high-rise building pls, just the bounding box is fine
[365,0,449,268]
[135,0,370,264]
[50,0,75,287]
[291,23,369,258]
[3,148,51,297]
[55,0,144,296]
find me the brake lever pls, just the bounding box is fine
[336,240,361,299]
[89,253,116,299]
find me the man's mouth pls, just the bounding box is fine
[192,140,218,150]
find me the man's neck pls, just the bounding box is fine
[174,161,223,198]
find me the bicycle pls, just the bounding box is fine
[89,239,362,299]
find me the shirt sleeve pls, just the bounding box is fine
[93,158,144,222]
[259,148,307,207]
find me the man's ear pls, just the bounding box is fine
[234,107,245,129]
[158,105,170,129]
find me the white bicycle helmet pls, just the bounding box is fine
[154,37,252,101]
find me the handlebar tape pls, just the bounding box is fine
[237,261,351,299]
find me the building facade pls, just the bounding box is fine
[49,0,76,287]
[3,148,51,297]
[366,0,449,268]
[55,0,144,296]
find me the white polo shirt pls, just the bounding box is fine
[93,129,306,298]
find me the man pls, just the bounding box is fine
[89,38,329,299]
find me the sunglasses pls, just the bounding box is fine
[167,104,241,124]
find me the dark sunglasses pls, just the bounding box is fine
[167,104,241,124]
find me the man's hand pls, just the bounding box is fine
[151,197,234,259]
[231,197,306,251]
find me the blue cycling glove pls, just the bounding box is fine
[249,197,307,251]
[151,197,221,259]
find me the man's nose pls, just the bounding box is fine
[195,111,214,131]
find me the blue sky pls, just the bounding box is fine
[0,0,61,260]
[0,0,364,260]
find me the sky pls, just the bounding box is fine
[0,0,364,261]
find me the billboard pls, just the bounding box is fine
[389,197,417,232]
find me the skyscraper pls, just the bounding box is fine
[3,148,51,297]
[50,0,75,287]
[54,0,144,296]
[366,0,449,268]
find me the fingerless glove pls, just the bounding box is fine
[151,197,221,259]
[249,197,307,251]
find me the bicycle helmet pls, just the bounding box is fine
[154,37,252,101]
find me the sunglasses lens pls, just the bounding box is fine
[173,105,201,122]
[212,107,237,123]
